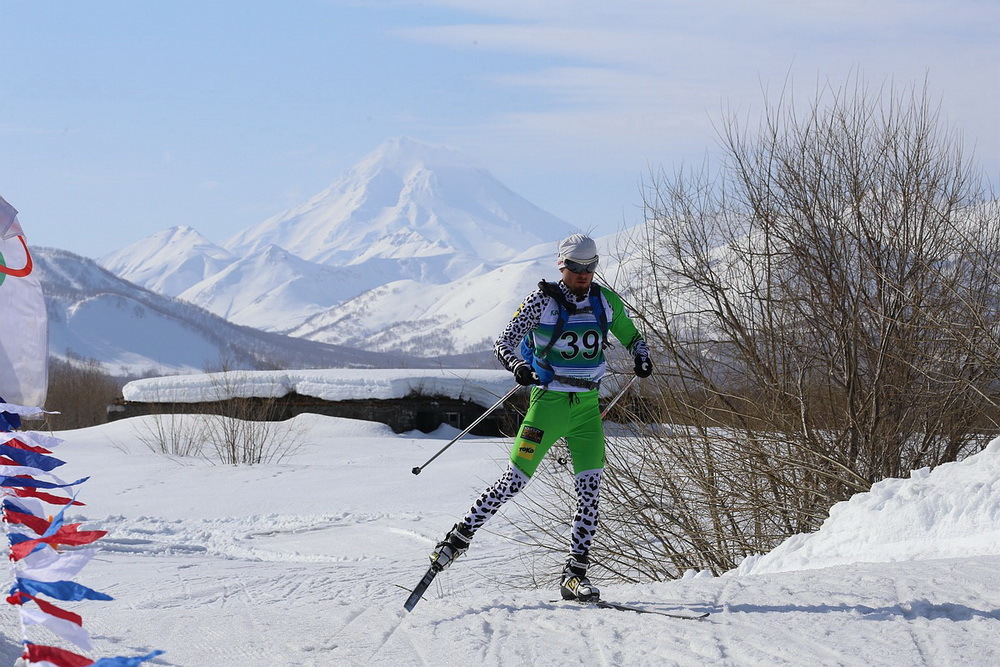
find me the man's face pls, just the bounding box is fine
[560,266,594,296]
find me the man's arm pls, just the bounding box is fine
[494,289,546,372]
[603,287,652,376]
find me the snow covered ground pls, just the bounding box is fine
[121,369,514,407]
[5,412,1000,666]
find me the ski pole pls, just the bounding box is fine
[411,385,521,475]
[601,375,638,419]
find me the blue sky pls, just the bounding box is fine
[2,0,997,259]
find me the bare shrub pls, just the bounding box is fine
[509,75,1000,581]
[135,412,209,458]
[132,370,306,465]
[209,370,305,464]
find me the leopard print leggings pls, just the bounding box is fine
[462,464,529,531]
[570,469,602,556]
[460,464,603,558]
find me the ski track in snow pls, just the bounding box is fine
[92,512,428,563]
[78,526,1000,666]
[17,417,1000,666]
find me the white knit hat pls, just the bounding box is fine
[556,234,599,268]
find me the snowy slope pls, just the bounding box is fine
[289,259,547,355]
[99,226,236,297]
[174,245,396,333]
[290,233,628,356]
[35,247,426,376]
[121,368,513,407]
[12,410,998,666]
[731,447,1000,575]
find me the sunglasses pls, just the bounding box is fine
[563,258,598,274]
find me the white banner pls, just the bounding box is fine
[0,200,48,407]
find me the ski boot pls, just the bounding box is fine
[430,522,474,571]
[560,554,600,601]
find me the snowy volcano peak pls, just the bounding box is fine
[223,137,580,273]
[93,137,588,357]
[353,135,478,176]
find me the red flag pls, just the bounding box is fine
[10,523,108,561]
[7,591,83,626]
[22,642,94,667]
[4,436,53,454]
[3,507,51,535]
[13,487,85,506]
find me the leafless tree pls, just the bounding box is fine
[42,357,125,430]
[510,75,1000,582]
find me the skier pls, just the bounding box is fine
[429,233,653,601]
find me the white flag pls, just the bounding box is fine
[0,209,48,407]
[20,605,95,651]
[18,547,101,583]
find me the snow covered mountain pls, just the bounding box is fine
[35,247,436,376]
[289,241,565,355]
[223,136,580,272]
[101,226,236,297]
[96,137,597,357]
[174,245,395,333]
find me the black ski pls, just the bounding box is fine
[403,563,442,612]
[556,598,710,620]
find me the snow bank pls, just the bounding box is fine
[732,437,1000,576]
[122,368,514,407]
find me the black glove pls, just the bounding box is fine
[514,362,541,386]
[634,355,653,378]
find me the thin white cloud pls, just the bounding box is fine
[392,1,998,172]
[392,0,998,72]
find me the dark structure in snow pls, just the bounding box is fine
[108,392,523,436]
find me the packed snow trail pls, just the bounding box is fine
[70,551,1000,666]
[9,414,997,666]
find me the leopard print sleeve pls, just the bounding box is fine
[494,288,547,372]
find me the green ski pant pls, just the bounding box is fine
[510,387,605,477]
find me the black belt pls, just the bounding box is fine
[551,374,600,390]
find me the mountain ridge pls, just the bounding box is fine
[38,246,479,376]
[88,136,612,364]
